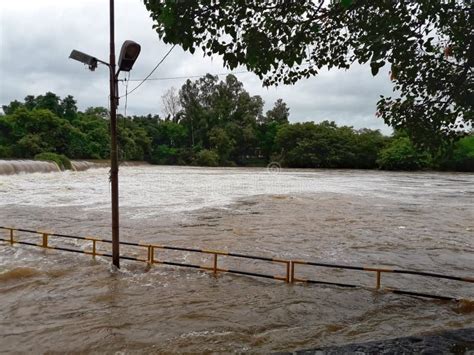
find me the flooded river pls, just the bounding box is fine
[0,166,473,352]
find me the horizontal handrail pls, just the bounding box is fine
[0,226,291,283]
[291,260,474,283]
[1,226,472,302]
[2,227,286,263]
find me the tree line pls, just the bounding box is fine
[0,74,472,171]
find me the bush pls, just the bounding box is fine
[35,152,72,170]
[149,145,179,165]
[195,149,219,167]
[377,137,431,170]
[0,145,12,158]
[437,135,474,172]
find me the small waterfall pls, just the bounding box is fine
[0,160,107,175]
[0,160,62,175]
[71,160,98,171]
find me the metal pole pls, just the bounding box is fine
[109,0,120,268]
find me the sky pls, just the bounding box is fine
[0,0,394,133]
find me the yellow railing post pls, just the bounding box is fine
[146,245,155,265]
[290,261,295,283]
[376,270,381,289]
[213,253,218,275]
[285,261,290,283]
[92,239,97,259]
[9,228,14,245]
[42,233,49,248]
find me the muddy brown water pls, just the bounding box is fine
[0,166,473,353]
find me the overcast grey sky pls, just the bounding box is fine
[0,0,394,133]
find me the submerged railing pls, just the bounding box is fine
[1,226,472,302]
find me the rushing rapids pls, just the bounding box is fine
[71,160,100,171]
[0,166,473,352]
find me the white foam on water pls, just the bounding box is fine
[1,166,472,218]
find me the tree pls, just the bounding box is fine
[274,121,357,168]
[352,129,388,169]
[61,95,78,120]
[377,136,431,170]
[34,92,63,117]
[195,149,219,167]
[161,87,181,121]
[178,73,264,161]
[437,134,474,172]
[257,121,281,161]
[2,90,471,171]
[2,100,23,115]
[84,106,109,119]
[263,99,290,125]
[144,0,473,147]
[178,75,213,147]
[210,127,235,164]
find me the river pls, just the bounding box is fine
[0,165,473,352]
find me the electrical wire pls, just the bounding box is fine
[123,72,130,117]
[121,61,312,84]
[119,44,176,98]
[125,70,249,82]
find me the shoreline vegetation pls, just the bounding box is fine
[1,76,473,172]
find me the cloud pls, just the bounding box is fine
[0,0,393,133]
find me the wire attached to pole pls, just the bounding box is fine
[120,45,176,98]
[123,72,130,117]
[123,70,249,82]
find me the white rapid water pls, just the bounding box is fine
[0,165,472,218]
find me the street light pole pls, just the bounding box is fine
[109,0,120,268]
[69,1,140,270]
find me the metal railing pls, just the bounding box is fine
[1,226,472,302]
[291,260,473,301]
[0,227,291,282]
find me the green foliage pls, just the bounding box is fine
[353,129,388,169]
[0,145,12,158]
[257,121,282,161]
[117,120,151,161]
[209,127,234,164]
[437,135,474,172]
[263,99,290,125]
[149,145,179,165]
[144,1,472,148]
[35,152,72,170]
[195,149,219,167]
[377,137,431,171]
[15,134,44,158]
[274,121,385,169]
[74,113,110,159]
[178,74,263,163]
[0,88,469,172]
[3,92,78,119]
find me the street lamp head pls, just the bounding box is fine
[69,50,98,71]
[118,40,141,72]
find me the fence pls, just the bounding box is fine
[1,226,472,302]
